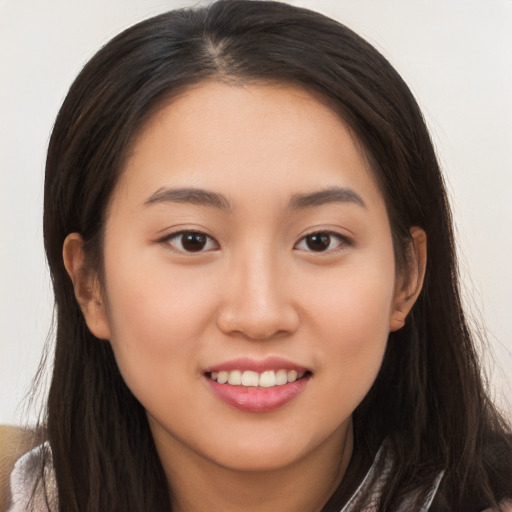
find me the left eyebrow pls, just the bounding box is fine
[288,186,366,209]
[143,187,232,210]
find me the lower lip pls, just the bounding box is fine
[205,375,310,412]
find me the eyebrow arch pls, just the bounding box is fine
[289,186,366,209]
[144,187,231,210]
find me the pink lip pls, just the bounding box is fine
[203,357,311,413]
[204,356,308,374]
[205,376,310,412]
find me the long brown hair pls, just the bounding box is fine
[39,1,511,510]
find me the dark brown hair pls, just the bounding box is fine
[40,1,511,511]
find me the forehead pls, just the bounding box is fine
[114,81,383,212]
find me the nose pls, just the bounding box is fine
[216,250,300,340]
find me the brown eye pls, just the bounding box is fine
[305,233,331,251]
[166,231,218,253]
[181,232,207,251]
[295,231,349,253]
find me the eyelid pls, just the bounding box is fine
[294,230,352,254]
[156,227,351,255]
[159,229,220,253]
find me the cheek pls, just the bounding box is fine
[101,254,220,392]
[306,260,396,344]
[105,240,217,334]
[303,263,395,402]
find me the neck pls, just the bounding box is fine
[154,421,353,512]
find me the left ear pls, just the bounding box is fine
[390,227,427,332]
[62,233,112,340]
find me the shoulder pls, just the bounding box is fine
[480,502,512,512]
[8,442,56,512]
[482,500,512,512]
[0,425,48,512]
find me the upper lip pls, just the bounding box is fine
[204,356,309,374]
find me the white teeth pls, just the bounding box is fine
[259,370,276,388]
[287,370,298,383]
[275,369,288,385]
[228,370,242,385]
[241,371,259,387]
[217,371,229,384]
[209,369,306,387]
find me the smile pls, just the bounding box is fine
[204,358,311,412]
[208,369,307,388]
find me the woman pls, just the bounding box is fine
[7,1,512,510]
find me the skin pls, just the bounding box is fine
[64,82,426,512]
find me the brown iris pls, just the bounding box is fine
[181,232,208,252]
[305,233,331,251]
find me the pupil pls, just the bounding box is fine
[306,233,330,251]
[182,233,206,252]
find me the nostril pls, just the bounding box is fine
[216,309,300,341]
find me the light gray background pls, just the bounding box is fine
[1,0,511,425]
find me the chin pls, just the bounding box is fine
[213,449,301,473]
[202,432,318,473]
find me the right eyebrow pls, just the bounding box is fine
[288,186,366,210]
[143,187,232,210]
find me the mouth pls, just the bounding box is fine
[206,369,310,388]
[203,359,312,412]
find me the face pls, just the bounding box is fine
[71,82,421,475]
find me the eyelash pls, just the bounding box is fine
[162,231,219,253]
[160,230,351,254]
[294,231,351,254]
